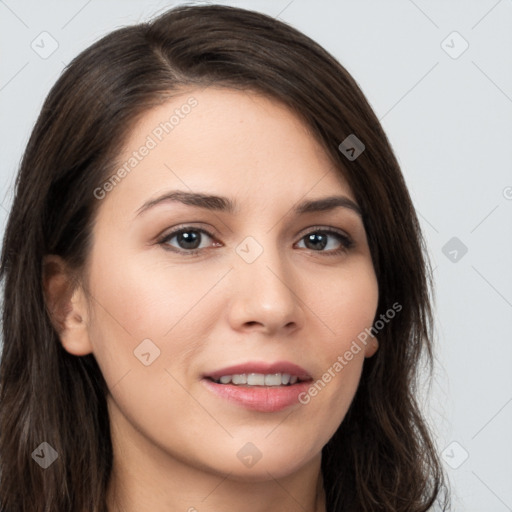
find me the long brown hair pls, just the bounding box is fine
[0,4,449,511]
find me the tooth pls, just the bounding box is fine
[247,373,265,386]
[232,374,247,385]
[265,373,282,386]
[214,373,303,386]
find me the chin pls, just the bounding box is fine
[198,441,322,482]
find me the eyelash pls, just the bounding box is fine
[157,225,354,257]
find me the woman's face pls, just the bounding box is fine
[68,87,378,480]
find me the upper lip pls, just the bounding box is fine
[203,361,312,381]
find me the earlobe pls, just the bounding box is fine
[364,337,379,358]
[42,254,93,356]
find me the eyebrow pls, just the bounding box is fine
[134,190,362,218]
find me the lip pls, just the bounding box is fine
[201,361,313,413]
[202,378,312,413]
[203,361,312,381]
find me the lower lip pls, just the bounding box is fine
[202,378,311,413]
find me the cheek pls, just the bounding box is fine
[318,260,379,343]
[85,255,210,439]
[85,248,231,388]
[88,250,195,334]
[298,261,378,426]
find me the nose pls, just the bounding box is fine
[226,239,304,336]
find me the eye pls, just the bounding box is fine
[295,228,354,256]
[158,226,219,255]
[157,225,354,257]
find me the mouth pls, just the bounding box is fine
[201,361,313,412]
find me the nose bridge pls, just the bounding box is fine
[229,232,301,330]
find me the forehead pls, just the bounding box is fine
[103,86,354,214]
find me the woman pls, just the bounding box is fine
[0,4,449,511]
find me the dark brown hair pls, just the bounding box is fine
[0,4,449,511]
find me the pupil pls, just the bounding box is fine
[305,233,326,250]
[178,231,200,249]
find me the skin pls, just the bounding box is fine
[43,87,379,512]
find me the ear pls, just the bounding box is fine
[364,336,379,358]
[42,254,93,356]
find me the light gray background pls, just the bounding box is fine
[1,1,511,510]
